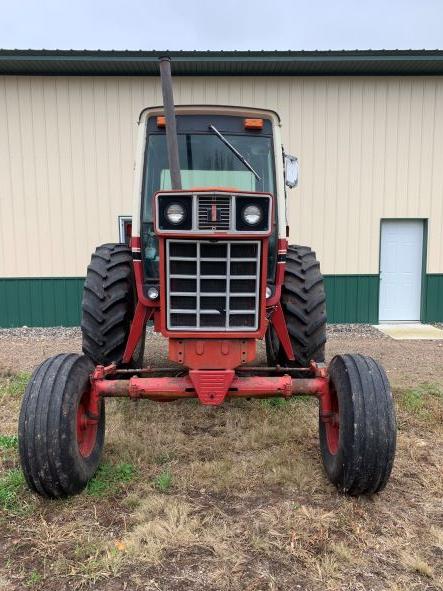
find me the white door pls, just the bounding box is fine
[379,220,424,322]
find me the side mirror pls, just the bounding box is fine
[284,154,299,188]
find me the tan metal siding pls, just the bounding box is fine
[1,75,443,277]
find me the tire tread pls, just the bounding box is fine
[81,243,140,366]
[19,354,105,498]
[276,245,327,367]
[319,354,396,496]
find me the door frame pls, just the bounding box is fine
[377,218,428,323]
[118,215,132,245]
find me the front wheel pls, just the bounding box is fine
[18,354,105,498]
[320,354,396,496]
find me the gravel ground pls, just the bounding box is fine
[0,324,382,373]
[0,323,382,341]
[0,326,81,340]
[0,323,442,388]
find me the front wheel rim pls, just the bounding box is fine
[76,389,98,458]
[325,384,340,455]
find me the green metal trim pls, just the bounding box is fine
[323,275,379,324]
[0,277,84,328]
[1,273,441,327]
[422,275,443,322]
[2,53,443,63]
[1,49,443,77]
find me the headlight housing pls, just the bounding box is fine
[242,204,262,226]
[165,203,185,225]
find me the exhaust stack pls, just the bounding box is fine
[159,57,182,190]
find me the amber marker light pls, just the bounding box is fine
[244,118,264,130]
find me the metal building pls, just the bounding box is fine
[1,49,442,326]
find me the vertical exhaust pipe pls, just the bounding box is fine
[159,57,182,190]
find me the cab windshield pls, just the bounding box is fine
[143,133,275,221]
[141,131,276,280]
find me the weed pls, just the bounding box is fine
[153,470,172,492]
[0,468,26,513]
[419,382,443,398]
[402,388,424,411]
[0,372,31,398]
[261,396,312,409]
[86,462,136,497]
[0,434,18,449]
[26,570,42,587]
[261,397,288,408]
[400,382,443,414]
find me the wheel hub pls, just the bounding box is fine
[324,386,340,455]
[76,390,99,457]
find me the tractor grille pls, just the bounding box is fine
[197,195,231,230]
[166,239,261,331]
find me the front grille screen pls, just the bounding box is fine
[166,239,261,331]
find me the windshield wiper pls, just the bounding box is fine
[208,124,262,181]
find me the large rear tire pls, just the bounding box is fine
[266,245,326,367]
[81,243,145,367]
[320,354,396,496]
[18,354,105,498]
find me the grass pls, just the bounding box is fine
[153,470,173,492]
[26,570,42,587]
[0,468,27,513]
[0,434,18,449]
[86,461,136,497]
[398,382,443,423]
[261,396,288,408]
[0,371,31,398]
[0,347,442,591]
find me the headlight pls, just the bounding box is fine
[147,286,159,300]
[165,203,185,225]
[242,204,262,226]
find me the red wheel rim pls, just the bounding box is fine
[325,384,340,455]
[76,389,98,458]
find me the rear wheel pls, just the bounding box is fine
[266,245,326,368]
[81,243,145,367]
[319,354,397,495]
[18,354,105,498]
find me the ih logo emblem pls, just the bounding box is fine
[206,202,221,223]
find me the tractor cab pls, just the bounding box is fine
[130,107,288,363]
[139,110,280,284]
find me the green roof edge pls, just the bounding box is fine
[1,49,443,76]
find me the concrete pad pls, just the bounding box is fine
[374,323,443,340]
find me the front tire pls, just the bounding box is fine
[320,354,396,496]
[18,354,105,498]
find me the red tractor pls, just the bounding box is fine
[19,58,396,498]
